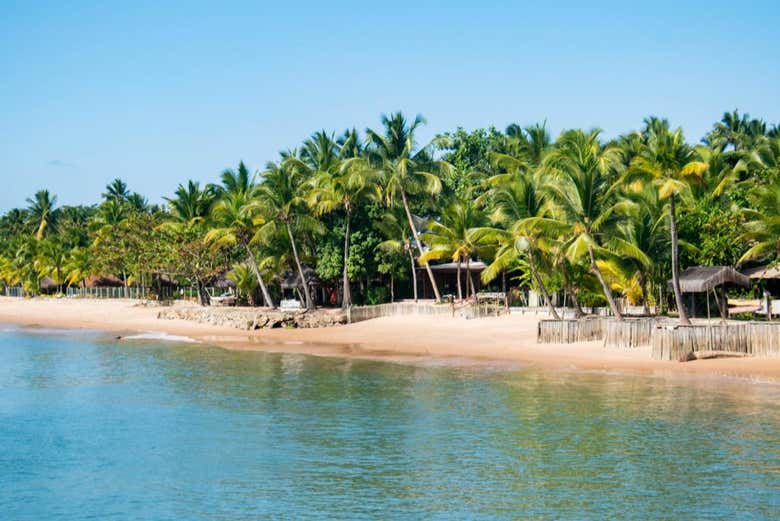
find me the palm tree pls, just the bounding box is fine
[164,180,216,226]
[297,132,381,308]
[478,171,566,319]
[207,190,275,308]
[630,124,707,324]
[738,179,780,266]
[103,178,130,202]
[365,112,450,302]
[64,247,93,288]
[544,129,627,321]
[419,201,488,300]
[610,183,667,314]
[34,238,67,293]
[26,190,57,240]
[227,262,258,306]
[255,161,322,309]
[376,209,420,302]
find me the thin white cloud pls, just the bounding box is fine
[47,159,75,168]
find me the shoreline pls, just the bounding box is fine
[1,297,780,383]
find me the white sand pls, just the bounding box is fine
[1,297,779,382]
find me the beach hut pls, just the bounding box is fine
[279,267,325,306]
[669,266,750,320]
[39,276,59,294]
[417,261,487,300]
[742,264,780,318]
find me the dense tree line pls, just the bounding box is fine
[1,111,778,322]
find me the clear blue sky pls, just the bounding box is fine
[2,1,779,212]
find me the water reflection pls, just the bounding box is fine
[0,329,778,520]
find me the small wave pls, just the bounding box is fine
[122,332,200,344]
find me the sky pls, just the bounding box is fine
[1,1,779,212]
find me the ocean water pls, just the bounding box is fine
[0,326,778,520]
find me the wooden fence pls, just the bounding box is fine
[4,285,217,301]
[537,318,604,344]
[603,318,658,349]
[348,302,455,323]
[651,322,780,361]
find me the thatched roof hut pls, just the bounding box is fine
[279,267,321,289]
[83,275,124,288]
[742,264,780,281]
[669,266,750,293]
[39,276,58,291]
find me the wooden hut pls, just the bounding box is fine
[670,266,750,320]
[416,261,487,300]
[742,264,780,318]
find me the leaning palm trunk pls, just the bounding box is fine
[245,245,275,308]
[527,250,561,320]
[408,246,418,302]
[286,222,313,309]
[668,195,690,324]
[400,189,442,302]
[466,256,476,298]
[342,210,351,309]
[587,245,624,321]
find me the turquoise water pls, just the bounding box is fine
[0,326,778,520]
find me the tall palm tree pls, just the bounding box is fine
[365,112,450,302]
[419,201,488,300]
[256,161,323,310]
[630,124,707,324]
[303,155,381,308]
[207,190,275,308]
[26,189,57,240]
[544,129,627,321]
[477,171,566,319]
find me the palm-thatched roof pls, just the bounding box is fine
[742,264,780,280]
[669,266,750,293]
[83,275,124,288]
[39,276,58,290]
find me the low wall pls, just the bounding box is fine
[651,322,780,361]
[603,318,658,349]
[537,318,604,344]
[158,306,347,330]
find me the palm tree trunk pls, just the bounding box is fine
[408,246,418,302]
[588,244,624,321]
[567,286,585,318]
[400,189,441,302]
[122,270,129,299]
[286,221,313,310]
[639,272,651,315]
[527,250,560,320]
[342,210,351,309]
[467,257,476,298]
[245,245,275,308]
[669,194,691,325]
[456,256,463,301]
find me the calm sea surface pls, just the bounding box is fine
[0,326,778,520]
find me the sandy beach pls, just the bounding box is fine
[1,296,779,382]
